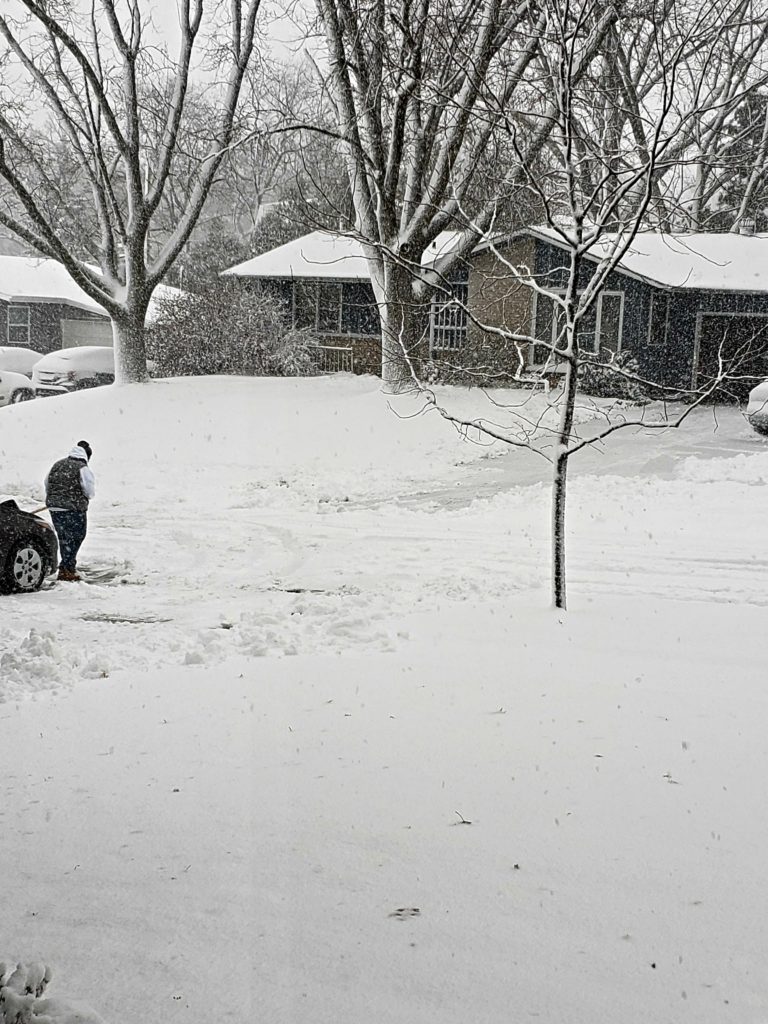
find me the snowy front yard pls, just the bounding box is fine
[1,376,767,1023]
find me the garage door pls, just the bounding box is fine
[61,319,113,348]
[697,314,768,399]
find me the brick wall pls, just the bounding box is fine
[455,237,535,377]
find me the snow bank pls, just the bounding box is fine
[1,377,766,703]
[680,450,768,484]
[1,377,553,698]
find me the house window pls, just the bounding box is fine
[7,304,30,346]
[318,281,341,332]
[341,282,379,336]
[531,293,557,366]
[294,281,317,330]
[285,280,379,337]
[430,279,469,352]
[597,292,624,355]
[530,291,624,364]
[648,293,669,347]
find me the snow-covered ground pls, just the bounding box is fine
[1,376,767,1022]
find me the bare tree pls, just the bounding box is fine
[583,0,768,230]
[0,1,262,383]
[311,0,623,389]
[166,60,353,289]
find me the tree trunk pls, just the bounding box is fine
[378,256,425,392]
[551,357,578,610]
[111,311,150,385]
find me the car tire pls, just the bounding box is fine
[10,389,34,404]
[2,539,48,593]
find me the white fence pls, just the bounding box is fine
[310,344,354,374]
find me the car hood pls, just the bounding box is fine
[747,380,768,416]
[0,369,34,388]
[32,347,114,377]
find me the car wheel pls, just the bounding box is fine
[3,540,47,593]
[10,389,34,403]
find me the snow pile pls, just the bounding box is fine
[0,630,75,700]
[1,961,105,1024]
[679,450,768,484]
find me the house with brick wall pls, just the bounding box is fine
[223,227,768,391]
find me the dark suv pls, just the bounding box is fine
[0,500,58,593]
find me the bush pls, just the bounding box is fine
[578,350,648,401]
[148,284,320,377]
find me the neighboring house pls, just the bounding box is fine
[474,226,768,394]
[223,227,768,390]
[0,255,181,355]
[222,232,385,374]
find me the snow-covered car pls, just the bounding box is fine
[0,346,43,378]
[0,499,58,593]
[746,379,768,435]
[33,346,115,397]
[0,368,36,406]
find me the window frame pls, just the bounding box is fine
[596,291,625,356]
[647,292,670,348]
[7,303,31,346]
[340,281,380,338]
[287,279,379,338]
[429,278,469,355]
[528,289,624,366]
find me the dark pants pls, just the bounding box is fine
[50,510,88,572]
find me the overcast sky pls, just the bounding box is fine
[141,2,306,61]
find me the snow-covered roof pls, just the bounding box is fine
[224,225,768,294]
[222,229,464,281]
[223,231,371,280]
[0,255,183,318]
[520,226,768,292]
[0,255,108,314]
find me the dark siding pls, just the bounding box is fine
[532,239,768,388]
[532,241,657,366]
[636,290,768,387]
[0,299,107,355]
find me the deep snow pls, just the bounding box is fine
[1,375,767,1022]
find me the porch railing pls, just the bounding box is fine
[310,343,354,374]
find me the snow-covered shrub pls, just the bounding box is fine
[421,359,471,386]
[148,284,319,378]
[421,359,525,388]
[578,351,648,401]
[1,961,105,1023]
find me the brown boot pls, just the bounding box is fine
[57,568,81,582]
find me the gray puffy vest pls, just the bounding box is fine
[46,457,89,511]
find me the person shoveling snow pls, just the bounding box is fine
[44,441,95,583]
